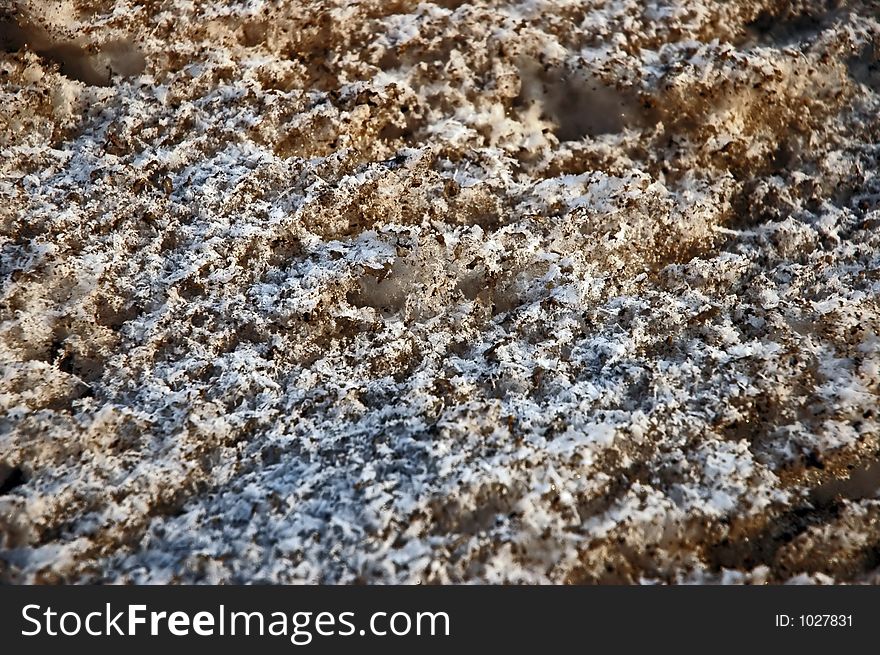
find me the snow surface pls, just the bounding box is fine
[1,0,879,583]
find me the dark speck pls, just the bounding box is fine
[0,463,26,495]
[804,450,825,470]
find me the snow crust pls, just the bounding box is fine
[1,0,879,583]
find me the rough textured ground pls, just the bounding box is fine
[1,0,879,584]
